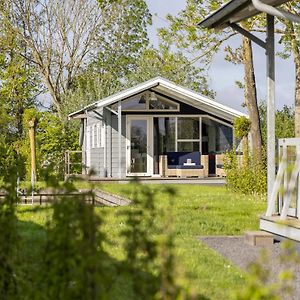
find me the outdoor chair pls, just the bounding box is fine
[216,153,226,177]
[159,152,208,178]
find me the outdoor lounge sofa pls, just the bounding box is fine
[159,152,209,178]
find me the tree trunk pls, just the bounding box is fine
[242,36,263,163]
[286,21,300,137]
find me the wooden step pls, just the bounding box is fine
[244,230,274,246]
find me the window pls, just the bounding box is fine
[96,123,101,148]
[91,124,97,148]
[121,94,147,110]
[154,117,176,154]
[100,125,105,148]
[177,117,201,152]
[201,118,233,153]
[177,117,200,140]
[177,142,200,152]
[149,97,178,110]
[111,92,179,112]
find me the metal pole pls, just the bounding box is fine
[118,101,122,178]
[266,14,275,205]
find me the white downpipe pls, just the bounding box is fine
[252,0,300,24]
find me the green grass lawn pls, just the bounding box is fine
[16,184,266,299]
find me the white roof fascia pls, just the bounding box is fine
[153,79,247,120]
[69,76,247,121]
[68,77,162,118]
[95,81,161,109]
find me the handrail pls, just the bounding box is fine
[252,0,300,24]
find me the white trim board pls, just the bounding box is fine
[69,77,247,121]
[260,217,300,242]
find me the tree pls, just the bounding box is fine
[1,0,152,118]
[63,45,214,118]
[1,0,102,117]
[234,116,251,165]
[125,47,214,97]
[278,2,300,137]
[159,0,263,162]
[93,0,152,80]
[259,101,295,145]
[0,1,39,139]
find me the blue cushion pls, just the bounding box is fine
[167,165,178,169]
[178,152,201,166]
[166,152,181,166]
[176,165,204,169]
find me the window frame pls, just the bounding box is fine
[111,93,180,112]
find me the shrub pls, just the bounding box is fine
[224,150,267,195]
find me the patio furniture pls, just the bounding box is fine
[216,154,226,177]
[159,152,209,178]
[215,152,244,177]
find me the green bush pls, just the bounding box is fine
[224,151,267,195]
[0,170,191,300]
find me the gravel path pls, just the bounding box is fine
[198,236,300,299]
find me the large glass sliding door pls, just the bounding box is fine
[201,118,233,154]
[127,115,233,176]
[127,117,152,176]
[153,117,176,174]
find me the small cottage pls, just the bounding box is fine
[69,77,246,178]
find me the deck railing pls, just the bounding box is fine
[64,150,85,177]
[266,138,300,220]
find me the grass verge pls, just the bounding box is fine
[16,184,266,299]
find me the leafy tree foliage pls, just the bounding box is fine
[278,2,300,137]
[159,0,264,162]
[17,109,79,180]
[94,0,152,79]
[64,45,215,118]
[1,0,152,117]
[0,2,39,141]
[0,168,196,300]
[234,117,252,139]
[42,186,109,300]
[259,102,295,146]
[126,47,214,97]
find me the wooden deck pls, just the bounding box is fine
[260,215,300,242]
[68,175,226,185]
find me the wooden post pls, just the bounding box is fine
[28,119,37,183]
[266,14,275,205]
[29,118,37,205]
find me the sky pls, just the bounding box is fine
[145,0,295,113]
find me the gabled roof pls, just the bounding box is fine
[198,0,290,29]
[69,77,247,122]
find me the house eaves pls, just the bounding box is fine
[68,77,161,119]
[68,77,247,122]
[198,0,291,29]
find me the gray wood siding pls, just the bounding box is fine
[85,108,105,176]
[109,114,127,178]
[82,98,234,178]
